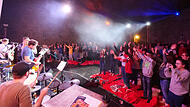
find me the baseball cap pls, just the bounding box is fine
[12,62,35,77]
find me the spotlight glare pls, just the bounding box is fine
[105,20,110,26]
[61,4,71,14]
[175,12,180,16]
[134,34,140,43]
[126,23,131,28]
[134,34,140,39]
[146,21,151,26]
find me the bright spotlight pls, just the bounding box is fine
[126,23,131,28]
[105,20,111,26]
[134,34,140,39]
[146,21,151,26]
[134,34,140,43]
[175,12,180,16]
[61,4,71,14]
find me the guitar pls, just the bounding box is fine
[24,48,49,86]
[7,43,18,61]
[32,48,49,72]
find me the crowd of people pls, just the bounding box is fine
[98,40,190,107]
[45,42,101,62]
[0,36,190,107]
[46,40,190,107]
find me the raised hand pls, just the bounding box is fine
[133,47,137,51]
[163,48,166,54]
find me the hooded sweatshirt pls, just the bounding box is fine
[136,51,156,77]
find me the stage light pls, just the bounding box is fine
[134,34,140,43]
[175,12,180,16]
[146,21,151,26]
[105,20,110,26]
[61,4,71,14]
[134,34,140,39]
[126,23,131,28]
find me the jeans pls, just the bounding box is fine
[110,62,115,74]
[100,60,105,74]
[142,76,152,100]
[160,79,170,104]
[168,91,185,107]
[132,69,140,85]
[121,66,130,89]
[69,54,72,60]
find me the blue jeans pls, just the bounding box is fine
[100,60,105,74]
[160,79,170,103]
[142,76,152,100]
[132,69,140,85]
[121,66,130,89]
[110,62,115,74]
[168,91,185,107]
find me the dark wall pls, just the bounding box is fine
[139,8,190,44]
[0,0,79,44]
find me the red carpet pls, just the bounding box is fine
[90,72,160,107]
[67,60,79,65]
[67,60,100,66]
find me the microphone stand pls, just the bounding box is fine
[42,73,47,86]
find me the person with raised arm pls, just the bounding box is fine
[133,46,156,103]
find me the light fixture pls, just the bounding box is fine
[126,23,131,28]
[105,20,111,26]
[146,21,151,26]
[61,4,71,14]
[134,34,140,43]
[175,12,180,16]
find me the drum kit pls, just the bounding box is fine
[0,44,81,105]
[0,60,13,83]
[30,70,81,104]
[0,42,18,83]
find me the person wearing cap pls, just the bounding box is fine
[133,47,156,103]
[0,61,48,107]
[21,39,41,65]
[0,38,9,59]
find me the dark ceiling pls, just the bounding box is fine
[76,0,190,22]
[1,0,190,23]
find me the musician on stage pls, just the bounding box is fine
[21,37,30,50]
[0,38,12,81]
[0,61,48,107]
[16,37,30,62]
[0,38,9,60]
[21,39,41,65]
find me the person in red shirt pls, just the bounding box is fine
[112,50,132,89]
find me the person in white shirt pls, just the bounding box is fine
[0,38,9,59]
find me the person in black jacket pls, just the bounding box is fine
[159,48,175,105]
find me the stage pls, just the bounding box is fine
[57,65,163,107]
[0,64,163,107]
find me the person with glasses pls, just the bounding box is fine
[181,52,190,71]
[180,52,190,107]
[168,58,190,107]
